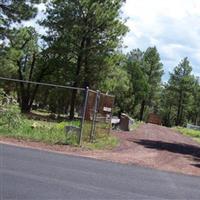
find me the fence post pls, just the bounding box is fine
[79,87,89,146]
[90,90,100,142]
[108,96,115,135]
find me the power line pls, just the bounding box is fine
[0,77,85,91]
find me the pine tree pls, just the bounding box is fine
[0,0,44,40]
[42,0,128,119]
[168,57,195,126]
[139,47,163,120]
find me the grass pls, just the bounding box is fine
[130,120,143,131]
[0,105,118,149]
[0,118,77,145]
[174,126,200,143]
[83,136,119,150]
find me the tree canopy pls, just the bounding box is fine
[0,0,200,127]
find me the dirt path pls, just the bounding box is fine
[1,123,200,176]
[112,123,200,176]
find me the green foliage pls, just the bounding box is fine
[1,0,128,119]
[121,47,163,120]
[83,136,119,150]
[0,117,77,145]
[125,49,148,117]
[174,127,200,143]
[0,105,22,129]
[100,64,130,115]
[0,0,44,41]
[4,27,39,78]
[55,121,80,130]
[1,26,57,113]
[0,88,4,103]
[0,106,117,149]
[163,58,195,126]
[159,84,176,127]
[129,120,143,131]
[141,47,164,115]
[189,78,200,126]
[42,0,128,88]
[1,0,200,132]
[0,0,39,23]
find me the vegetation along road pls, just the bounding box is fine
[1,143,200,200]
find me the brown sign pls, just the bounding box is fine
[85,91,114,122]
[147,113,162,125]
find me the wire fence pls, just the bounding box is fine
[0,77,114,145]
[85,90,115,142]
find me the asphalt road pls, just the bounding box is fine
[0,144,200,200]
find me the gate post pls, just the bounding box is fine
[79,87,89,146]
[90,90,100,142]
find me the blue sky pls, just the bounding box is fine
[122,0,200,81]
[25,0,200,81]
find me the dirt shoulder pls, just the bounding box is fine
[1,123,200,176]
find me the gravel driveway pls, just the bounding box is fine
[112,123,200,176]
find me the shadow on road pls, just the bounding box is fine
[192,158,200,168]
[192,164,200,168]
[134,139,200,160]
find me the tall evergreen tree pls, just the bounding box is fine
[101,63,130,115]
[125,49,148,117]
[42,0,128,119]
[3,27,53,113]
[188,77,200,125]
[160,84,177,127]
[168,57,195,126]
[0,0,44,78]
[139,47,163,120]
[0,0,44,40]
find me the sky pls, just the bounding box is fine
[122,0,200,81]
[25,0,200,81]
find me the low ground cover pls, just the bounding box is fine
[0,105,118,149]
[174,126,200,143]
[130,120,143,131]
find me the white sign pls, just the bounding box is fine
[103,107,112,112]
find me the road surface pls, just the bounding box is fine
[0,144,200,200]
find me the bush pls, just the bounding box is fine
[0,106,22,129]
[0,88,4,109]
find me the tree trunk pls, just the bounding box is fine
[69,89,78,120]
[179,105,184,126]
[19,80,40,114]
[69,38,85,120]
[195,113,198,126]
[21,95,31,113]
[167,105,172,127]
[176,91,183,126]
[139,100,145,121]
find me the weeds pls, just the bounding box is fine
[83,136,119,150]
[174,126,200,143]
[130,120,143,131]
[0,106,118,149]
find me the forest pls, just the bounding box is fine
[1,0,200,127]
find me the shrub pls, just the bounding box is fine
[0,106,22,129]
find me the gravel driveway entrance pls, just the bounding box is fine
[112,123,200,176]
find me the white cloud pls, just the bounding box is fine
[122,0,200,80]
